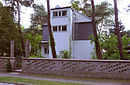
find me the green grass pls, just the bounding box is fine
[0,76,88,85]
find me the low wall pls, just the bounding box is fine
[22,58,130,80]
[0,57,15,71]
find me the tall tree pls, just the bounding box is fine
[109,21,127,37]
[16,0,25,56]
[4,0,34,56]
[0,2,20,56]
[126,4,130,12]
[23,26,42,56]
[114,0,125,59]
[91,0,102,59]
[31,4,47,26]
[46,0,57,58]
[71,0,114,24]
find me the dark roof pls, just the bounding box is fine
[51,6,71,10]
[42,23,48,27]
[42,25,49,41]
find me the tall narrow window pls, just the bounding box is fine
[62,26,67,31]
[53,26,57,31]
[44,48,49,54]
[62,11,67,16]
[59,11,61,16]
[59,26,61,31]
[53,11,57,17]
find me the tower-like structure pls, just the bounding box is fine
[41,6,94,59]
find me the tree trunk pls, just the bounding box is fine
[46,0,57,58]
[91,0,102,59]
[16,1,25,57]
[114,0,125,59]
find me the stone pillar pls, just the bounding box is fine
[10,40,14,57]
[25,40,29,58]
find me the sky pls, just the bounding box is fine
[1,0,130,30]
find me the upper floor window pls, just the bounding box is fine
[53,11,58,17]
[62,11,67,16]
[53,26,57,31]
[59,26,61,31]
[62,26,67,31]
[52,25,67,32]
[59,11,61,16]
[53,10,67,17]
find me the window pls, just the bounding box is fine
[62,11,67,16]
[53,26,57,31]
[52,25,67,32]
[53,11,67,17]
[53,11,58,17]
[58,26,61,31]
[44,48,49,54]
[59,11,61,16]
[62,26,67,31]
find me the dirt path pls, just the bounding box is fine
[0,72,130,85]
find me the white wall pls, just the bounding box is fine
[49,8,73,57]
[41,45,49,58]
[72,40,94,59]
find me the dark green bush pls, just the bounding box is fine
[6,59,12,72]
[90,34,130,60]
[61,50,71,59]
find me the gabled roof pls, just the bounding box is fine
[73,10,92,23]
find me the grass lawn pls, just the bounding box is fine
[0,76,88,85]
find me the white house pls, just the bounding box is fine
[40,6,94,59]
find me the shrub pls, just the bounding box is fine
[6,59,12,72]
[29,55,45,58]
[61,50,71,59]
[90,34,130,60]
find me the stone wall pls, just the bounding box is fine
[22,58,130,80]
[0,57,15,71]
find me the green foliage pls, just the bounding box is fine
[23,4,47,56]
[30,4,47,35]
[15,56,22,69]
[90,50,98,59]
[90,33,130,60]
[61,50,71,59]
[24,29,42,56]
[29,55,45,58]
[31,4,47,26]
[6,59,12,72]
[4,0,34,7]
[0,76,87,85]
[71,0,114,24]
[0,2,21,56]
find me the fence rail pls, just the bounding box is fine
[0,57,15,71]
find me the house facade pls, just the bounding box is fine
[40,6,94,59]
